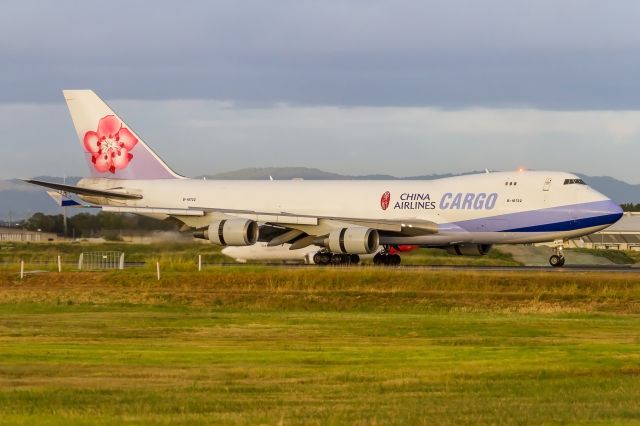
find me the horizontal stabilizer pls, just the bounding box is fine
[101,206,204,216]
[24,179,143,200]
[46,191,84,207]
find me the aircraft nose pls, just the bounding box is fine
[604,199,624,224]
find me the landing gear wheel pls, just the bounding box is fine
[373,251,401,266]
[548,239,567,268]
[350,254,360,265]
[318,252,332,265]
[331,254,345,265]
[313,253,322,265]
[549,254,565,268]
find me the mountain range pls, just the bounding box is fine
[2,168,639,221]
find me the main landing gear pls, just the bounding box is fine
[313,250,360,266]
[549,240,566,267]
[373,247,401,266]
[311,246,402,266]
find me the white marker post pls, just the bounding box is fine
[57,255,62,273]
[198,255,202,272]
[156,262,161,281]
[20,260,24,280]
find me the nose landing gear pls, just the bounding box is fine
[549,240,566,267]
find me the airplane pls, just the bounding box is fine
[26,90,623,267]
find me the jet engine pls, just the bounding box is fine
[446,244,492,256]
[317,227,379,254]
[194,219,259,246]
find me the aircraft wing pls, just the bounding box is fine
[28,180,437,235]
[179,205,437,234]
[92,205,437,234]
[51,202,436,235]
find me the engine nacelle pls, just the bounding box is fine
[195,219,259,246]
[446,244,492,256]
[319,227,379,254]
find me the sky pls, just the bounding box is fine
[2,0,640,182]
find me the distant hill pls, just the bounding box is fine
[3,169,639,220]
[200,167,350,180]
[0,177,81,221]
[199,167,477,181]
[575,174,640,205]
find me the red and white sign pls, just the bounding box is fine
[380,191,391,210]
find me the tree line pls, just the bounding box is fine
[19,212,178,238]
[620,203,640,212]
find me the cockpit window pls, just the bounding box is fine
[563,178,586,185]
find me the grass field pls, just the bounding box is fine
[1,267,640,424]
[0,242,522,269]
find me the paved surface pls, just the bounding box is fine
[498,245,616,266]
[213,262,640,273]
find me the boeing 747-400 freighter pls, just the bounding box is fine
[27,90,623,267]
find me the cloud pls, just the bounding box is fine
[2,99,640,183]
[1,1,640,108]
[3,1,640,182]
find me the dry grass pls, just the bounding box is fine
[1,268,640,424]
[1,268,639,314]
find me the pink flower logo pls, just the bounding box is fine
[83,115,138,173]
[380,191,391,210]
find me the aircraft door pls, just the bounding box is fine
[542,177,552,206]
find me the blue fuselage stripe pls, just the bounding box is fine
[502,213,623,233]
[445,200,623,233]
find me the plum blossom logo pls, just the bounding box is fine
[380,191,391,210]
[83,115,138,173]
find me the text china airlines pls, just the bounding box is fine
[385,192,498,210]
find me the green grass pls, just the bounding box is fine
[1,268,640,424]
[0,242,522,270]
[568,248,637,264]
[0,242,227,271]
[380,247,520,266]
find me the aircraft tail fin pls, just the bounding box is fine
[63,90,181,180]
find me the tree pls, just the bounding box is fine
[620,203,640,212]
[22,213,64,233]
[20,212,179,237]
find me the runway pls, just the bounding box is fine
[214,262,640,273]
[6,260,638,273]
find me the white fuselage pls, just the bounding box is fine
[78,170,623,246]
